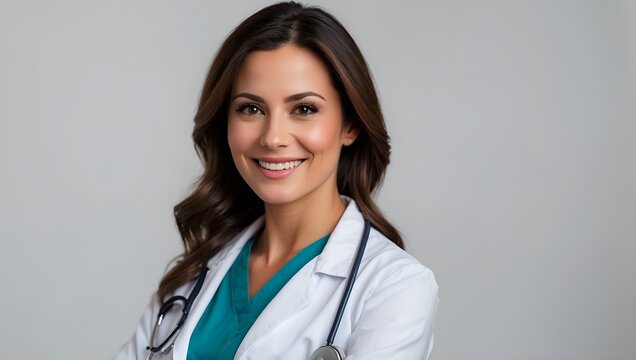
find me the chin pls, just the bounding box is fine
[255,193,300,206]
[251,185,306,206]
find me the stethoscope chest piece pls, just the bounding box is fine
[309,345,345,360]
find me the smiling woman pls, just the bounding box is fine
[228,44,357,209]
[116,2,438,359]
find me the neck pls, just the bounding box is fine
[254,187,346,265]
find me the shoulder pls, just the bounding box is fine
[365,227,437,283]
[344,227,439,357]
[358,227,438,304]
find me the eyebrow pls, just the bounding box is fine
[231,91,326,103]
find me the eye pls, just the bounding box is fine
[236,103,263,115]
[293,103,318,116]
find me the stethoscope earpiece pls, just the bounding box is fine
[309,345,345,360]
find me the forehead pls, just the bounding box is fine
[232,44,335,97]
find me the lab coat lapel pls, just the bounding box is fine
[172,217,265,359]
[314,197,366,278]
[234,257,318,359]
[234,197,366,358]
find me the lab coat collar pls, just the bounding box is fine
[234,196,365,358]
[208,195,366,278]
[177,196,366,358]
[314,195,366,278]
[205,195,365,277]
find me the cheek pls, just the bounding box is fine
[299,121,343,153]
[227,120,254,156]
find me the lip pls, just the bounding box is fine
[252,157,306,179]
[256,156,305,162]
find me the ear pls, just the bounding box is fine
[341,123,360,146]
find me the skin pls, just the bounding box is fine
[227,44,359,298]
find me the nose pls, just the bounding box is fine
[259,110,290,149]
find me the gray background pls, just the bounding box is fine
[1,0,634,359]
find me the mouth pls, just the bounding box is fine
[255,159,305,171]
[252,158,306,179]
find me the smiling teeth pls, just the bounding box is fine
[258,160,303,171]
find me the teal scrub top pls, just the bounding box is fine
[187,233,330,360]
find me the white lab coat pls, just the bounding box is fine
[116,197,438,359]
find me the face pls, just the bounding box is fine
[227,44,358,206]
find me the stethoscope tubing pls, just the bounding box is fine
[148,219,371,360]
[325,219,370,346]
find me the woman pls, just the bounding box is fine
[117,2,438,359]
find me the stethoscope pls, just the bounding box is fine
[146,219,371,360]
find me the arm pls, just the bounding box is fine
[114,293,160,360]
[346,264,439,359]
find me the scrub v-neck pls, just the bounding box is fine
[187,233,330,360]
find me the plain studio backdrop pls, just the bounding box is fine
[1,0,634,359]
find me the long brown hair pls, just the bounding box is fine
[158,1,402,300]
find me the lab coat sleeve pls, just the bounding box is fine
[346,264,439,360]
[114,292,160,360]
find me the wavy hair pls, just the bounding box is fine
[158,1,402,300]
